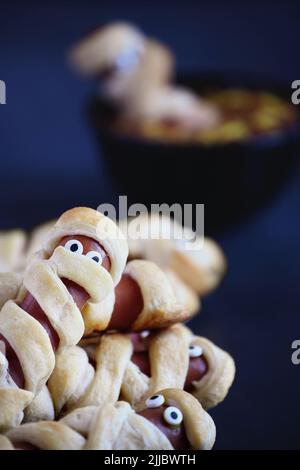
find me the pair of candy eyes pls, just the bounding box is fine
[64,240,102,264]
[145,395,183,426]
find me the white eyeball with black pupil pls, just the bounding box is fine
[189,344,203,358]
[140,330,150,339]
[64,239,83,255]
[86,251,103,264]
[163,406,183,426]
[145,394,165,408]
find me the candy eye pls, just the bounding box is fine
[140,330,150,339]
[145,394,165,408]
[86,250,103,264]
[64,239,83,255]
[163,406,183,426]
[189,344,203,358]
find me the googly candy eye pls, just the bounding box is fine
[163,406,183,426]
[140,330,150,339]
[145,394,165,408]
[85,250,103,264]
[189,344,203,358]
[64,239,83,255]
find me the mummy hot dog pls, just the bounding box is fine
[84,258,189,334]
[69,22,145,101]
[69,23,174,105]
[0,207,128,431]
[0,389,215,450]
[48,261,191,415]
[69,22,145,77]
[120,214,227,297]
[123,86,220,130]
[61,389,215,450]
[113,324,235,409]
[49,323,234,416]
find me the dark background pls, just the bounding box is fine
[0,0,300,449]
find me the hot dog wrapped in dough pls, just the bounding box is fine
[61,389,215,450]
[1,389,215,450]
[69,23,174,104]
[102,325,235,409]
[49,324,234,415]
[120,214,226,297]
[123,86,220,131]
[84,259,189,334]
[69,22,146,102]
[0,207,128,431]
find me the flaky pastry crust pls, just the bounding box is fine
[5,421,85,450]
[125,260,188,330]
[0,207,127,431]
[63,389,215,450]
[0,230,26,273]
[54,324,234,413]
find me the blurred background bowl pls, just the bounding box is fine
[89,72,300,234]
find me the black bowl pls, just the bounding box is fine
[88,73,300,234]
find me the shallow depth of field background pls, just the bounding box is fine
[0,0,300,449]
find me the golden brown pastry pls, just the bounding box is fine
[0,230,26,272]
[23,386,55,423]
[0,207,128,431]
[84,259,189,334]
[164,269,200,317]
[120,213,227,296]
[48,334,132,416]
[50,324,234,415]
[2,421,85,450]
[167,237,227,296]
[120,325,235,409]
[26,220,56,262]
[62,389,216,450]
[1,389,215,450]
[0,272,22,309]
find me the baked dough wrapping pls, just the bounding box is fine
[62,389,216,450]
[0,207,128,431]
[119,214,226,297]
[49,324,234,415]
[3,421,85,450]
[0,389,214,450]
[0,230,26,273]
[122,324,235,408]
[84,259,190,334]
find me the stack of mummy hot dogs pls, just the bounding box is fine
[69,22,220,130]
[0,207,234,450]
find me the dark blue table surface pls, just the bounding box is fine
[0,0,300,449]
